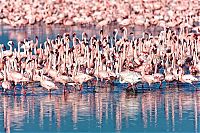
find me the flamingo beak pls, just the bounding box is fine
[12,42,15,47]
[113,31,116,35]
[3,46,6,51]
[120,27,124,33]
[99,29,103,36]
[72,32,76,37]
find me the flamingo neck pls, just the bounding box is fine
[115,58,119,74]
[3,65,7,81]
[154,62,158,74]
[114,30,118,43]
[40,70,44,81]
[73,37,76,46]
[123,28,127,39]
[73,61,78,77]
[57,53,61,66]
[0,45,3,58]
[9,43,12,52]
[18,42,20,56]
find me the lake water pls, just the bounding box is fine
[0,85,199,132]
[0,24,199,132]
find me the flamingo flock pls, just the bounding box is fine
[0,24,199,95]
[0,0,199,27]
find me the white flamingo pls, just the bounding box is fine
[3,41,13,57]
[119,71,142,90]
[40,70,58,94]
[178,68,199,89]
[2,65,11,93]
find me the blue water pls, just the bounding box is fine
[0,87,199,132]
[0,25,199,132]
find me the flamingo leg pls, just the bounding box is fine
[110,81,115,90]
[1,87,3,93]
[72,85,76,92]
[166,81,169,87]
[63,84,68,94]
[13,86,17,96]
[100,78,103,87]
[31,88,35,94]
[92,79,97,86]
[21,87,26,96]
[5,89,8,95]
[49,89,52,95]
[105,80,108,87]
[21,82,27,96]
[141,83,144,89]
[79,84,83,91]
[4,89,7,95]
[126,83,133,92]
[87,80,92,87]
[149,83,151,90]
[173,81,176,86]
[134,84,138,91]
[159,82,162,89]
[190,83,199,90]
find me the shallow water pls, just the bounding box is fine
[0,85,200,132]
[0,24,163,47]
[0,25,199,132]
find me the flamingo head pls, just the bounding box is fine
[2,45,6,51]
[57,34,61,39]
[100,29,103,35]
[35,35,38,40]
[120,27,125,33]
[83,32,88,38]
[55,85,59,90]
[72,32,76,37]
[113,29,118,35]
[63,32,69,38]
[11,41,14,47]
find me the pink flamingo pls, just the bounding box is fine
[40,70,58,94]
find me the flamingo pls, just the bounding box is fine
[0,72,3,82]
[180,74,198,84]
[141,69,155,89]
[54,74,73,92]
[119,71,142,91]
[2,65,11,93]
[40,70,58,94]
[3,41,14,57]
[72,72,94,90]
[153,60,164,88]
[178,68,199,89]
[9,70,29,95]
[164,69,176,84]
[0,17,200,96]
